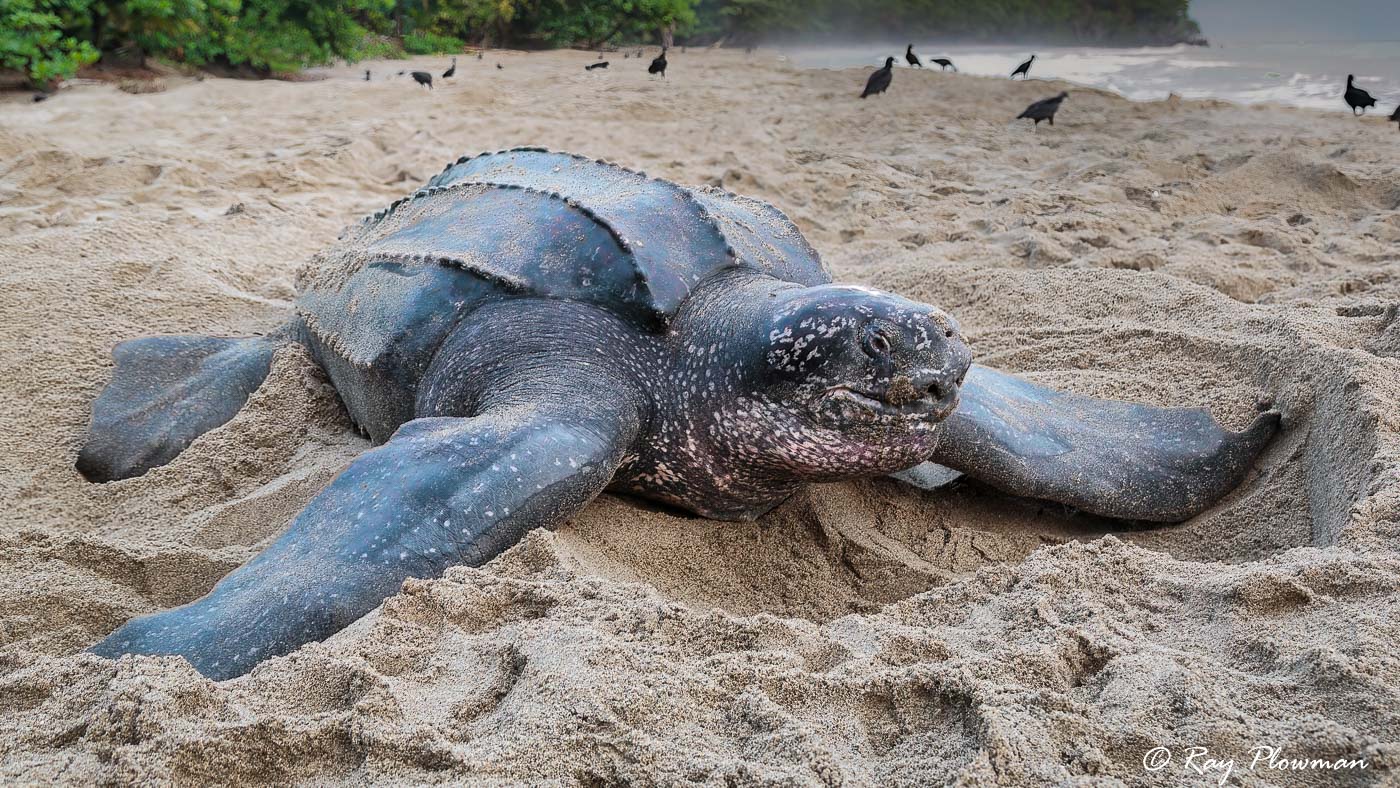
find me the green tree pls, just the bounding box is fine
[77,0,234,62]
[0,0,99,88]
[217,0,390,72]
[530,0,697,48]
[409,0,514,47]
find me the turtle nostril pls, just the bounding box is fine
[924,373,962,403]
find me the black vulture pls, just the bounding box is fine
[861,57,895,98]
[1012,54,1036,80]
[443,57,456,78]
[364,69,371,81]
[905,45,922,68]
[476,50,483,60]
[33,93,50,102]
[1018,91,1068,128]
[1344,75,1377,115]
[586,61,609,71]
[411,71,433,89]
[496,63,503,70]
[1390,105,1400,130]
[649,48,668,78]
[932,58,956,72]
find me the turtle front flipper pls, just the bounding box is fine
[920,365,1281,522]
[76,335,281,482]
[89,402,637,680]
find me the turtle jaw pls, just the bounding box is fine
[814,385,957,429]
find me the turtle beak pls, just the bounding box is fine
[912,364,966,418]
[891,329,971,420]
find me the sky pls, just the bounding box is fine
[1192,0,1400,42]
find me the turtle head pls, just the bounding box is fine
[742,283,972,479]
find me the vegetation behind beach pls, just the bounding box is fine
[3,0,1200,89]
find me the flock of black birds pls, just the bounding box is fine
[861,47,1064,128]
[358,45,1399,135]
[364,45,670,83]
[863,46,1400,132]
[581,46,666,76]
[902,44,955,72]
[16,37,1400,130]
[32,41,1387,131]
[370,53,490,87]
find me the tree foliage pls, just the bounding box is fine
[216,0,387,72]
[1,0,100,88]
[525,0,696,48]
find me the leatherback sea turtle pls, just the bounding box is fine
[81,148,1280,680]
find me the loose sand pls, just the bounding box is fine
[1,50,1398,785]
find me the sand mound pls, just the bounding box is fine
[1,51,1397,784]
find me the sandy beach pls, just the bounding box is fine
[1,49,1398,784]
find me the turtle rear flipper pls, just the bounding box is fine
[922,365,1281,522]
[76,335,279,482]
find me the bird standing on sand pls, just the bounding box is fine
[586,61,609,71]
[1344,75,1376,115]
[496,63,503,70]
[1018,91,1068,129]
[932,58,956,72]
[1012,54,1036,80]
[411,71,433,89]
[442,58,456,78]
[649,48,668,78]
[364,69,371,81]
[905,45,922,68]
[477,50,483,60]
[861,57,895,98]
[1390,105,1400,130]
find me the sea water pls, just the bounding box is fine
[783,41,1399,113]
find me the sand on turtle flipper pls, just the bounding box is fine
[1,51,1398,785]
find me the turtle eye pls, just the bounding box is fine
[862,327,892,358]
